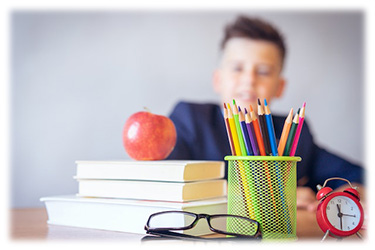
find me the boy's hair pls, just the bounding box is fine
[221,15,286,64]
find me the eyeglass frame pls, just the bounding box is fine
[144,210,262,240]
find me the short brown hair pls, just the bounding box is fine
[221,15,286,64]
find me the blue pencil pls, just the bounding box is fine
[238,107,253,155]
[264,99,278,156]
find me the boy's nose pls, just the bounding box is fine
[240,70,256,87]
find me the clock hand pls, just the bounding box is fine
[342,214,356,217]
[337,204,343,230]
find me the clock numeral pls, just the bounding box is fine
[327,205,330,210]
[338,199,341,203]
[351,207,353,211]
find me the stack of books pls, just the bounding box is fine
[41,160,228,235]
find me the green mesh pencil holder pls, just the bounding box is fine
[225,155,301,240]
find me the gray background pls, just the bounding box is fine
[11,11,364,208]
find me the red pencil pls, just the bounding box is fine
[249,105,266,156]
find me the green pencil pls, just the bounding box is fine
[233,100,247,156]
[283,109,299,156]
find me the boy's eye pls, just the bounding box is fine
[256,65,272,76]
[232,64,243,72]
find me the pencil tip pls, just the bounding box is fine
[303,102,306,108]
[297,108,301,114]
[233,99,236,105]
[223,103,227,109]
[227,103,231,110]
[264,99,268,106]
[244,108,248,114]
[257,98,261,105]
[249,105,253,112]
[238,106,241,112]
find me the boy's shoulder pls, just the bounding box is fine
[172,101,221,114]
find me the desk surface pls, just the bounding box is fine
[10,208,364,242]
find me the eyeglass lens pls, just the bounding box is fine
[148,212,196,229]
[210,215,258,236]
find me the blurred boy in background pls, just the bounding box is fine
[167,15,365,211]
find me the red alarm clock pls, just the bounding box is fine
[316,177,364,241]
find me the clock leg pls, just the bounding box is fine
[321,230,330,241]
[356,232,363,240]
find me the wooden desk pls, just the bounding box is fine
[10,208,364,241]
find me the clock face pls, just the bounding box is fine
[325,195,361,231]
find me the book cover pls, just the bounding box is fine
[75,160,225,182]
[41,195,227,235]
[76,179,227,202]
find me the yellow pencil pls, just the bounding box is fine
[277,108,293,156]
[227,103,241,156]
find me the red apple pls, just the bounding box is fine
[123,111,177,160]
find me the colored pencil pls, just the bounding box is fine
[244,108,259,156]
[283,109,299,156]
[228,106,254,218]
[227,103,241,156]
[249,105,266,156]
[290,102,306,156]
[233,100,247,156]
[264,99,278,156]
[257,99,272,156]
[264,99,291,232]
[277,108,294,156]
[223,103,236,155]
[239,107,253,156]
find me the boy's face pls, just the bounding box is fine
[213,37,285,111]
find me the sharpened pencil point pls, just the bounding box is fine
[244,108,248,114]
[224,103,227,109]
[264,99,268,106]
[233,99,236,105]
[297,108,301,115]
[238,106,241,112]
[303,102,306,108]
[227,103,231,110]
[257,98,261,105]
[249,105,253,112]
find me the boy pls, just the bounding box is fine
[167,15,364,210]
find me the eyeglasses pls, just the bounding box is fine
[144,211,262,241]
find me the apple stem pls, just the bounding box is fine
[144,107,152,113]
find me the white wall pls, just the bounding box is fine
[11,11,364,207]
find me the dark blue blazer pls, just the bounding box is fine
[167,101,364,190]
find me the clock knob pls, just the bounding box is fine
[344,188,360,201]
[316,186,332,200]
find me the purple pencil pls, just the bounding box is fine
[245,108,260,156]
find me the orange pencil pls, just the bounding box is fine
[277,108,293,156]
[249,105,266,156]
[227,103,241,156]
[223,103,236,155]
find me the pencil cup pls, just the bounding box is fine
[225,156,301,240]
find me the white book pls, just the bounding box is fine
[76,179,227,202]
[75,160,225,182]
[41,195,227,235]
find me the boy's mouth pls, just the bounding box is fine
[237,92,257,104]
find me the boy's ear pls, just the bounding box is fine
[212,69,222,93]
[275,77,286,98]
